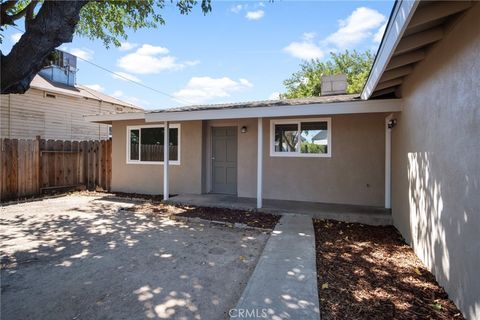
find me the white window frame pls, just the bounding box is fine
[126,124,181,165]
[270,118,331,158]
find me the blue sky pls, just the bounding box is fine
[2,1,394,110]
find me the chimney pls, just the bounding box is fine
[38,49,77,87]
[321,74,347,96]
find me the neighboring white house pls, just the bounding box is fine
[0,51,142,141]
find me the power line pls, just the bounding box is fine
[75,55,193,105]
[9,25,194,105]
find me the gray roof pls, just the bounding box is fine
[30,75,143,110]
[150,94,360,113]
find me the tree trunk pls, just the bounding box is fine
[1,1,89,94]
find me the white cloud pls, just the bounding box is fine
[60,47,94,61]
[184,60,200,67]
[117,44,196,74]
[112,90,124,98]
[136,44,169,55]
[245,10,264,20]
[302,32,317,41]
[112,71,142,83]
[111,90,149,108]
[10,32,23,43]
[373,23,387,43]
[268,92,280,100]
[173,77,253,104]
[284,32,324,60]
[283,41,324,60]
[119,41,138,51]
[325,7,386,48]
[239,78,253,88]
[230,4,243,13]
[84,84,105,92]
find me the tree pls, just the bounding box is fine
[283,50,374,99]
[0,0,211,94]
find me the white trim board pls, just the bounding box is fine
[85,99,403,124]
[144,99,402,122]
[126,123,181,165]
[269,118,332,158]
[85,112,145,124]
[361,0,419,100]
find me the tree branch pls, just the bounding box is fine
[24,0,38,31]
[1,1,89,94]
[0,0,20,25]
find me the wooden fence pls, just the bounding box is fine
[0,138,111,202]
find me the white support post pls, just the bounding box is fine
[257,117,263,209]
[163,121,170,201]
[385,114,393,209]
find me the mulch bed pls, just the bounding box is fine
[176,206,280,230]
[123,200,279,230]
[314,219,464,320]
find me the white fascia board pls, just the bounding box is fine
[361,0,419,100]
[84,112,145,124]
[145,99,403,122]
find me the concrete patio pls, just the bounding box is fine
[166,194,392,226]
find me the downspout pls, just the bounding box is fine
[385,113,394,209]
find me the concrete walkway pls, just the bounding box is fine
[166,194,392,225]
[232,214,320,320]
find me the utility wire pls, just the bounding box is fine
[9,25,194,106]
[75,55,193,105]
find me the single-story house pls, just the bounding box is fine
[0,50,142,141]
[87,1,479,318]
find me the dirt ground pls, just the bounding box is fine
[0,194,269,320]
[314,220,464,320]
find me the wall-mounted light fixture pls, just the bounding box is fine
[387,119,397,129]
[241,126,247,133]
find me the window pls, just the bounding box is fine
[127,124,180,164]
[270,118,331,157]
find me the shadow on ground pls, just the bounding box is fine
[0,195,269,320]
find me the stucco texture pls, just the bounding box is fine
[262,114,385,206]
[203,114,386,207]
[112,113,386,207]
[111,120,203,195]
[391,4,480,319]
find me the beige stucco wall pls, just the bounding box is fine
[206,114,386,207]
[262,114,386,206]
[391,4,480,319]
[115,113,386,206]
[111,119,203,195]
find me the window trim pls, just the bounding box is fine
[269,118,331,158]
[126,124,181,165]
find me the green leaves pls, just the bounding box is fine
[283,50,375,98]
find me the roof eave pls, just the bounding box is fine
[84,112,146,124]
[145,99,403,122]
[361,0,419,100]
